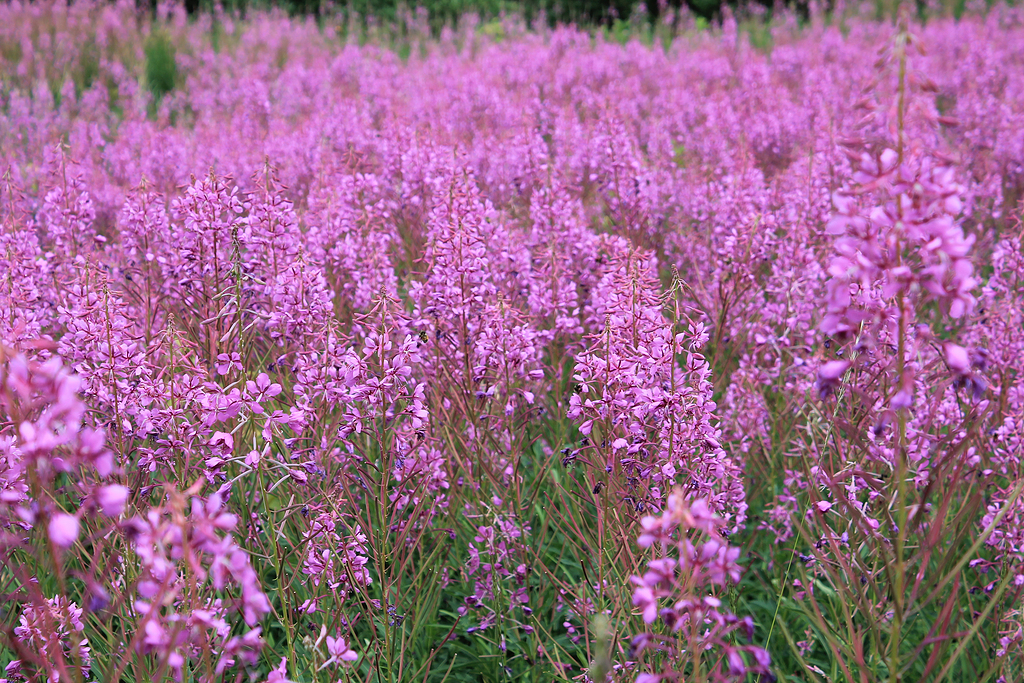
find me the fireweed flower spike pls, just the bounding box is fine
[569,249,746,526]
[629,491,770,681]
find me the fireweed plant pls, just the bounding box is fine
[1,2,1024,682]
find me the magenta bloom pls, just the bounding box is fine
[324,635,359,667]
[49,513,80,548]
[816,360,851,399]
[96,485,130,517]
[944,343,970,374]
[266,658,294,683]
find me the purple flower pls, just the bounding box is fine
[209,431,234,455]
[944,343,970,375]
[216,352,243,376]
[631,585,658,623]
[816,360,851,399]
[324,635,358,667]
[246,373,283,414]
[266,657,294,683]
[726,647,746,676]
[49,513,80,548]
[96,485,130,517]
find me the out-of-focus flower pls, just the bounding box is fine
[48,513,79,548]
[266,657,295,683]
[816,360,851,400]
[96,485,130,517]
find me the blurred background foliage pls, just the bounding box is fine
[174,0,738,24]
[156,0,989,30]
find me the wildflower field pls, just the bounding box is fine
[1,2,1023,682]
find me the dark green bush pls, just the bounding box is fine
[144,31,177,102]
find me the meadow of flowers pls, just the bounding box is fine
[1,1,1023,681]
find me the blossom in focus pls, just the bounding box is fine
[324,635,359,667]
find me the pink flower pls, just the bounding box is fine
[245,450,263,468]
[266,657,294,683]
[701,540,743,585]
[819,360,852,381]
[637,515,664,548]
[816,360,851,399]
[210,431,234,455]
[246,373,283,414]
[216,352,243,375]
[96,485,130,516]
[684,498,720,535]
[631,585,658,623]
[324,635,358,666]
[727,647,746,676]
[49,513,80,547]
[944,343,970,375]
[641,558,677,589]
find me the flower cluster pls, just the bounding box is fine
[629,491,770,682]
[568,248,746,525]
[123,486,270,677]
[5,597,91,683]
